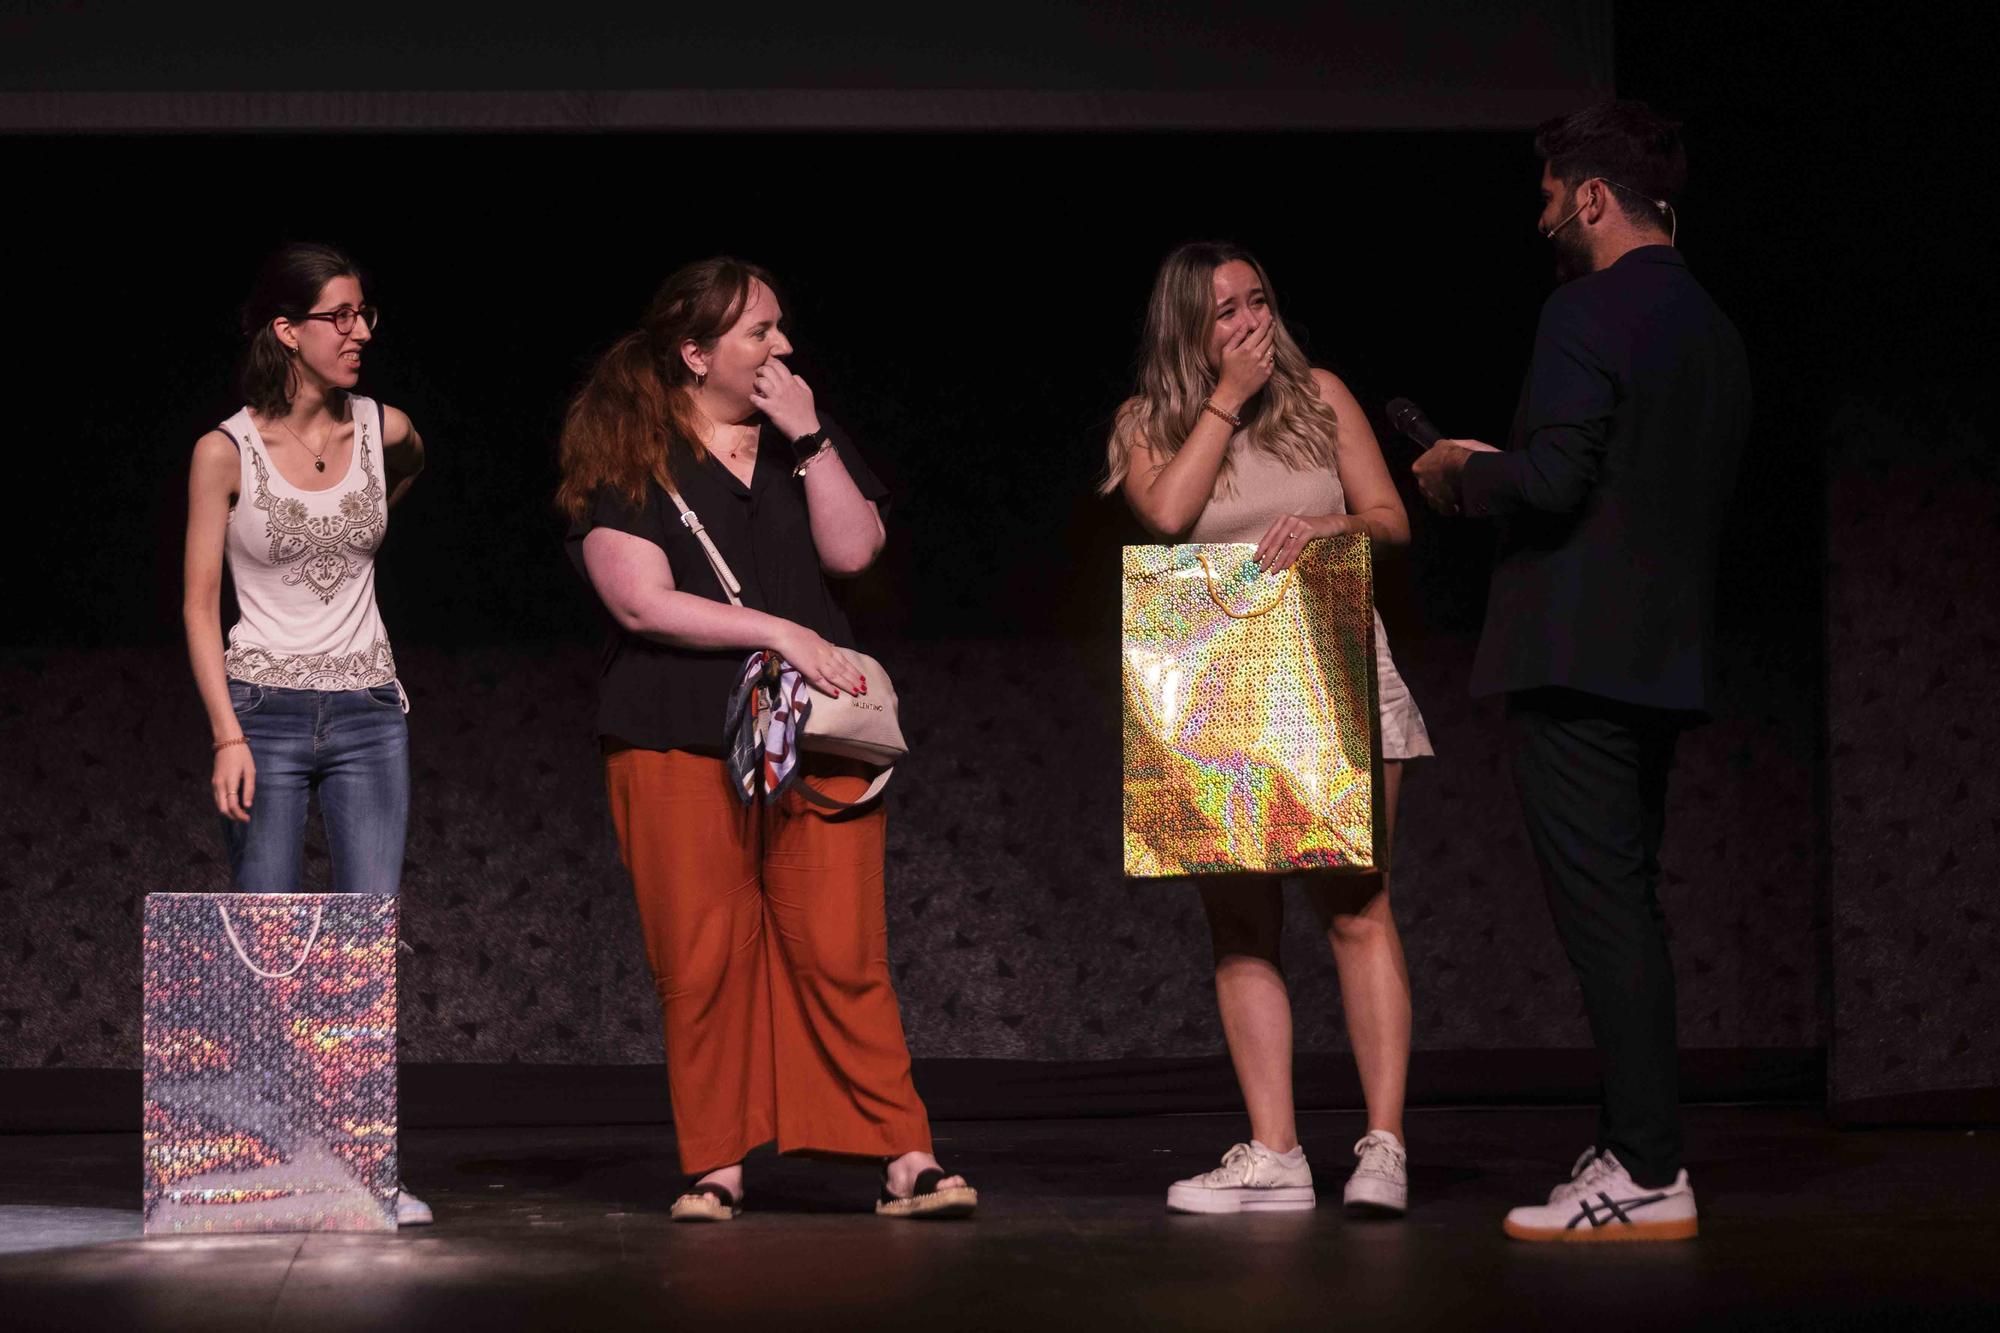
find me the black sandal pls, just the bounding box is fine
[875,1165,978,1219]
[671,1179,741,1223]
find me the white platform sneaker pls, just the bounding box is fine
[1503,1148,1698,1243]
[1342,1130,1408,1215]
[395,1188,434,1227]
[1166,1141,1316,1214]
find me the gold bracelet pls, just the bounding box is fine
[213,737,249,753]
[1200,398,1242,429]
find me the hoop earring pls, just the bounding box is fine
[695,371,706,389]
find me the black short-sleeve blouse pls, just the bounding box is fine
[565,415,889,754]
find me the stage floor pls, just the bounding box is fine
[2,1107,1995,1331]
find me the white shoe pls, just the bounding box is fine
[394,1188,434,1227]
[1166,1141,1316,1214]
[1503,1149,1697,1243]
[1342,1130,1408,1215]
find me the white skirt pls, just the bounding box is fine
[1374,610,1434,761]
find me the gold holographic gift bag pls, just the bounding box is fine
[1122,536,1380,877]
[143,893,398,1234]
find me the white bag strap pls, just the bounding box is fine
[661,480,744,606]
[217,902,325,980]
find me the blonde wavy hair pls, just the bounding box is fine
[1101,241,1340,496]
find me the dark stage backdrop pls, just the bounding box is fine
[0,0,1612,131]
[0,128,1822,1082]
[5,5,1994,1122]
[1823,403,2000,1120]
[1609,5,2000,1120]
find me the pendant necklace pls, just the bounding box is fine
[276,417,332,472]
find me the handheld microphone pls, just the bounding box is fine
[1384,398,1442,450]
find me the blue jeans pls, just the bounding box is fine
[223,680,410,894]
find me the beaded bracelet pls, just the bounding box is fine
[1200,398,1242,429]
[213,737,249,753]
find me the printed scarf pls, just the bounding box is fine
[724,650,814,804]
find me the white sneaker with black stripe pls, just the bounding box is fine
[1166,1141,1316,1214]
[1503,1148,1698,1243]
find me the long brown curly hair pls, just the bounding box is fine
[1101,241,1340,496]
[556,257,778,520]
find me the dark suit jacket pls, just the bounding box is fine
[1459,246,1751,714]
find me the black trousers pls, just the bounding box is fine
[1507,688,1685,1187]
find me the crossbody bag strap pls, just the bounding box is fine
[661,480,745,606]
[793,766,895,812]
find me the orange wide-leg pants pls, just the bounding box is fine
[605,747,934,1173]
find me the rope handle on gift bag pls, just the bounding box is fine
[1196,549,1296,619]
[216,901,325,980]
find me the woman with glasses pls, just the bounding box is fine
[181,241,430,1225]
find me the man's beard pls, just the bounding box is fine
[1551,225,1591,283]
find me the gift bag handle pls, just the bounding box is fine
[1197,550,1296,619]
[216,902,325,980]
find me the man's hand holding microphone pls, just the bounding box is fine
[1386,397,1499,515]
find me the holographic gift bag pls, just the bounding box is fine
[143,893,398,1234]
[1122,536,1380,877]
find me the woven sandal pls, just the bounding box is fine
[670,1180,740,1223]
[875,1166,978,1220]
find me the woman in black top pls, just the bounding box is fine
[559,258,973,1221]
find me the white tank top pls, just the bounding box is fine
[218,396,396,691]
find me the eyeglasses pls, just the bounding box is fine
[295,305,381,335]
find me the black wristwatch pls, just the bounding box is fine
[787,427,831,466]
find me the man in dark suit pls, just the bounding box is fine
[1412,101,1751,1242]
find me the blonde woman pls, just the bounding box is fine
[1106,242,1432,1217]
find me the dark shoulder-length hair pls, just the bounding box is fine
[1534,100,1686,230]
[237,242,363,418]
[556,257,777,521]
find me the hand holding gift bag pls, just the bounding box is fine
[143,893,398,1234]
[1122,534,1381,877]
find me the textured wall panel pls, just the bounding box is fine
[0,625,1819,1072]
[1825,401,2000,1109]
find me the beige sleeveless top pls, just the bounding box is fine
[1190,435,1433,760]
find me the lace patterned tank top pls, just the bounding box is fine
[218,397,396,690]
